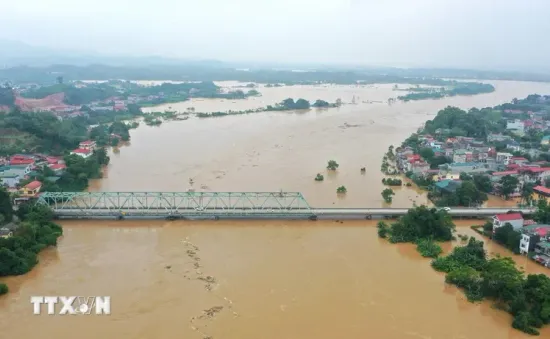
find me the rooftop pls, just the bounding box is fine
[80,140,95,145]
[534,185,550,195]
[495,213,523,221]
[24,180,42,190]
[450,162,481,167]
[492,171,518,176]
[71,148,92,154]
[542,136,550,141]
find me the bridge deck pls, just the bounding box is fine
[35,191,535,220]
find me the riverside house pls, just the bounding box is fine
[519,224,550,255]
[492,213,524,232]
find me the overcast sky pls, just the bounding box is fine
[1,0,549,71]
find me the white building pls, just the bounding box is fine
[506,120,525,134]
[70,148,92,159]
[519,225,550,255]
[492,213,524,232]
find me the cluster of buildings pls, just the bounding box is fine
[396,133,550,197]
[0,140,97,198]
[492,213,550,268]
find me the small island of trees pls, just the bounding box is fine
[336,186,347,194]
[381,188,395,203]
[327,160,339,170]
[314,173,324,181]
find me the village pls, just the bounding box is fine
[391,97,550,269]
[0,139,98,201]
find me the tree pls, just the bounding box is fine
[473,174,492,193]
[0,187,13,223]
[312,100,330,108]
[534,199,550,224]
[327,160,339,170]
[389,205,455,243]
[381,188,395,203]
[0,282,7,295]
[493,223,522,254]
[377,221,390,238]
[56,76,64,84]
[314,173,324,181]
[456,181,487,207]
[520,182,535,206]
[500,175,519,199]
[336,186,347,194]
[419,147,435,161]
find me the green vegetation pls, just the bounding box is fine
[314,173,324,181]
[0,108,88,155]
[381,188,395,203]
[397,82,495,102]
[382,178,402,186]
[267,98,310,110]
[326,160,339,171]
[0,282,8,295]
[336,186,347,194]
[144,115,162,126]
[500,175,520,200]
[493,223,522,254]
[0,191,63,281]
[20,81,257,106]
[377,221,390,238]
[6,64,550,86]
[385,206,455,243]
[430,180,488,207]
[432,238,550,335]
[0,85,15,106]
[416,238,443,258]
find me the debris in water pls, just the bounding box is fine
[165,265,171,269]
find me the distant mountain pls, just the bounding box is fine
[0,40,226,68]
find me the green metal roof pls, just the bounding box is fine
[0,170,20,178]
[536,242,550,249]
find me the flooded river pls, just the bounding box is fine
[2,81,550,338]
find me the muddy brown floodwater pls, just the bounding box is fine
[2,81,550,339]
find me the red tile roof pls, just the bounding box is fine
[495,213,523,221]
[71,148,92,154]
[492,170,518,176]
[523,220,537,226]
[510,157,528,161]
[525,167,550,173]
[534,185,550,195]
[24,180,42,190]
[10,159,35,165]
[80,140,95,145]
[49,163,66,170]
[46,156,61,164]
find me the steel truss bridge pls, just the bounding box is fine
[36,191,536,220]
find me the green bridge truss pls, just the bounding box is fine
[36,191,313,217]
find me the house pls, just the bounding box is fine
[533,185,550,202]
[70,148,92,158]
[522,167,550,183]
[453,149,467,163]
[492,213,524,232]
[491,170,518,182]
[443,162,488,174]
[532,242,550,267]
[506,120,525,134]
[434,179,462,194]
[0,227,13,239]
[9,155,35,166]
[20,180,42,197]
[496,152,513,165]
[48,163,67,174]
[542,136,550,146]
[79,140,97,151]
[506,140,522,152]
[487,133,511,142]
[519,224,550,255]
[0,170,21,188]
[509,157,529,165]
[46,156,63,165]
